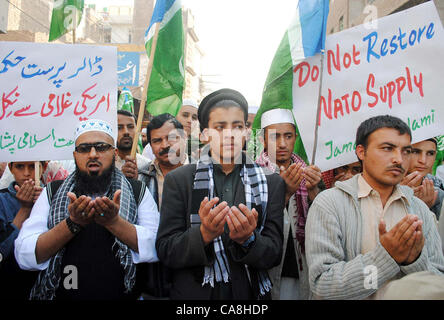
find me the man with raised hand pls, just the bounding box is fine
[15,119,159,300]
[0,161,46,299]
[402,138,443,219]
[306,115,444,300]
[156,88,285,300]
[256,108,322,300]
[115,110,150,180]
[137,114,188,299]
[176,99,200,161]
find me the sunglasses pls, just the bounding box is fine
[75,142,114,153]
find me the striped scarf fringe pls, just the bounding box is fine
[29,169,137,300]
[256,151,309,254]
[193,148,272,297]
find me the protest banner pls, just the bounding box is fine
[292,1,444,171]
[0,41,117,162]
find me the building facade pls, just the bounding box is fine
[183,8,204,102]
[327,0,444,34]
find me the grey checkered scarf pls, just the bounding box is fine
[193,149,272,296]
[29,169,137,300]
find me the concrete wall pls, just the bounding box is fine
[132,0,155,45]
[327,0,443,34]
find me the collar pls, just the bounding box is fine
[148,154,189,176]
[258,151,305,174]
[8,181,17,196]
[357,174,410,206]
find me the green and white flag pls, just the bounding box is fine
[433,135,444,175]
[253,0,329,163]
[117,87,135,113]
[144,0,185,116]
[49,0,84,42]
[117,87,143,154]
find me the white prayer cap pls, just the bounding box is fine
[141,128,147,134]
[182,98,198,109]
[261,108,294,129]
[75,119,114,142]
[248,105,259,114]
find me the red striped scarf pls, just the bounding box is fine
[256,151,309,253]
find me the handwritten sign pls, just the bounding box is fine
[0,41,117,162]
[118,51,140,87]
[292,2,444,171]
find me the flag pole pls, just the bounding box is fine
[311,50,325,165]
[130,22,161,158]
[72,7,76,44]
[34,162,40,184]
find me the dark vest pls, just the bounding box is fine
[46,179,144,300]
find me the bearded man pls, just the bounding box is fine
[15,119,160,300]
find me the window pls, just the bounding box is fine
[339,16,344,31]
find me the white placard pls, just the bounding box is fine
[293,2,444,171]
[0,41,117,162]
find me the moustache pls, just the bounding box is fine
[387,165,405,174]
[120,135,132,141]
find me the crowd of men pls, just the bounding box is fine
[1,88,444,300]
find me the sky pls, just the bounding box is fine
[182,0,297,106]
[85,0,298,106]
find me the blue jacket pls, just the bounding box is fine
[0,182,21,259]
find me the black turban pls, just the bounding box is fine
[198,88,248,131]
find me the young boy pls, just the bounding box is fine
[155,88,285,300]
[0,161,46,299]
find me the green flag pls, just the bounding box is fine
[253,1,330,164]
[49,0,84,42]
[252,32,309,163]
[433,135,444,175]
[117,87,135,113]
[144,0,185,116]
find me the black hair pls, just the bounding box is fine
[202,100,248,132]
[426,137,438,148]
[146,113,185,143]
[117,109,137,122]
[355,115,412,149]
[198,88,249,131]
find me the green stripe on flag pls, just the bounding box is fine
[433,135,444,175]
[117,88,143,153]
[145,6,184,117]
[49,0,84,42]
[117,87,135,113]
[253,31,309,163]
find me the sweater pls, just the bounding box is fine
[0,182,39,300]
[305,174,444,300]
[0,182,21,259]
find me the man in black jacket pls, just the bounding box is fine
[156,88,285,300]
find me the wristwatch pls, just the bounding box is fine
[66,216,83,235]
